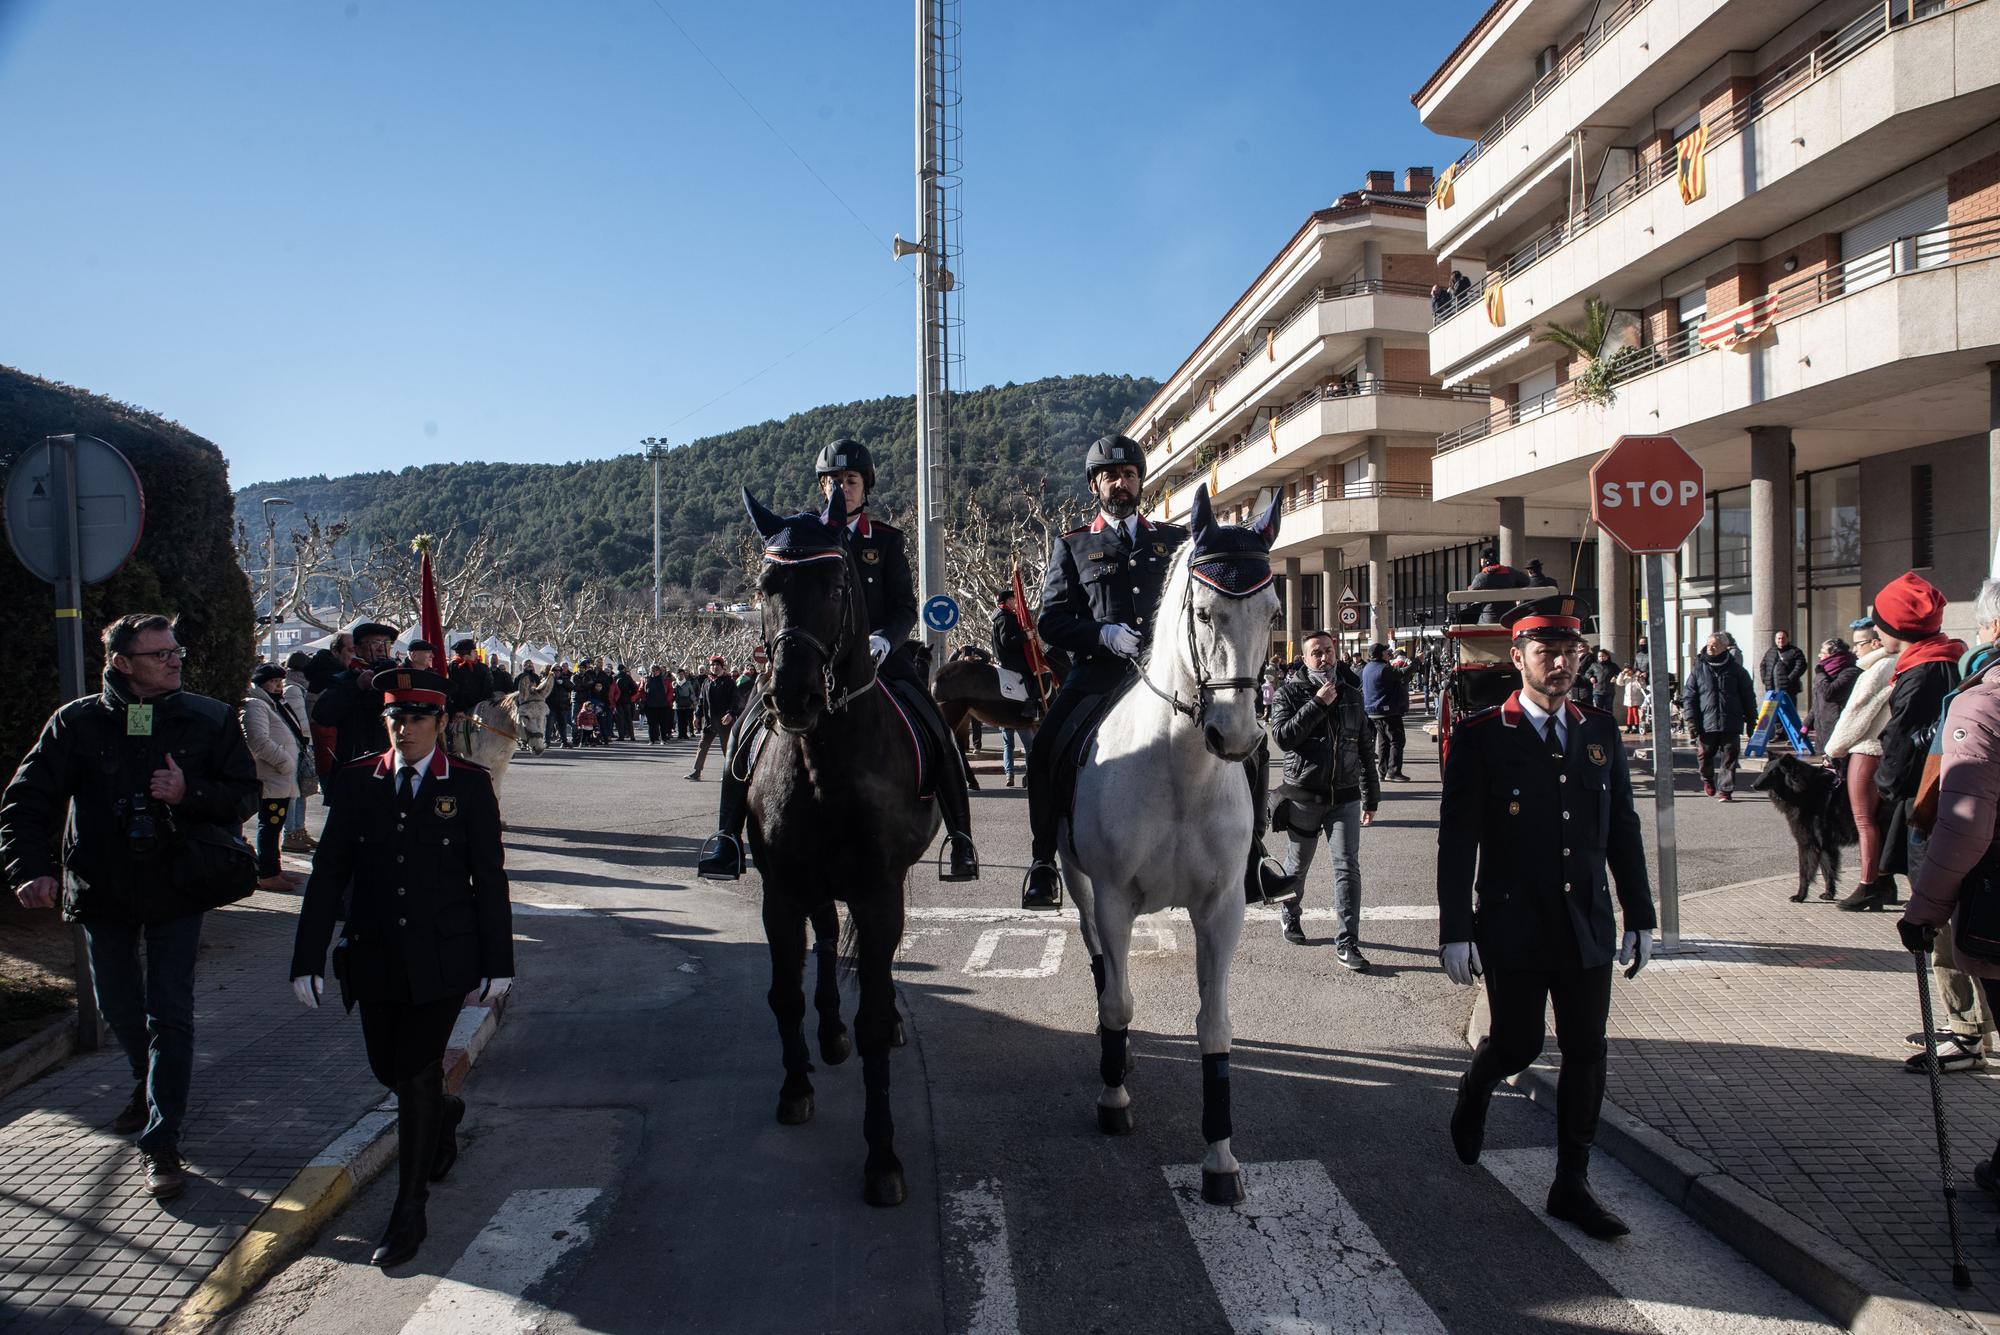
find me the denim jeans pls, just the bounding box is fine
[1278,798,1364,946]
[1001,729,1022,778]
[283,789,306,835]
[84,911,203,1152]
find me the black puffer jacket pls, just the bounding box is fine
[1759,643,1810,697]
[1268,668,1379,811]
[1681,651,1758,737]
[0,674,259,925]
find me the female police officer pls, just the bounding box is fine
[290,667,514,1268]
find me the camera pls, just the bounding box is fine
[121,792,158,856]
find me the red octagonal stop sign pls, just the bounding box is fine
[1590,434,1705,554]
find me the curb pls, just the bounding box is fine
[0,1014,77,1103]
[161,987,513,1326]
[1465,994,1967,1335]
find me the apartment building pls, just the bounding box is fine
[1416,0,2000,670]
[1128,170,1577,655]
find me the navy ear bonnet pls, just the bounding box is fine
[744,487,848,565]
[1186,484,1282,597]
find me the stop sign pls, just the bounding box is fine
[1590,434,1705,554]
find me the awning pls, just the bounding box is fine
[1442,333,1532,389]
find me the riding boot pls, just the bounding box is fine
[1021,737,1063,911]
[696,703,762,880]
[934,755,980,883]
[1545,1054,1626,1238]
[373,1063,444,1268]
[1242,751,1300,906]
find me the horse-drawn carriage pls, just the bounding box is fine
[1426,587,1549,767]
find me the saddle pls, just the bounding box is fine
[1047,679,1134,854]
[733,678,942,801]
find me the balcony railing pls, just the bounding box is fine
[1431,0,1952,330]
[1283,480,1434,512]
[1432,211,2000,454]
[1434,0,1652,194]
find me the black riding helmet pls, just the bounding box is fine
[1084,433,1146,483]
[815,437,875,493]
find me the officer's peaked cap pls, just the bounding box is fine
[815,437,876,491]
[1501,594,1593,643]
[379,667,449,715]
[1085,433,1147,483]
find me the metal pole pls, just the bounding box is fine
[266,511,280,664]
[49,438,101,1051]
[1644,553,1679,948]
[649,444,664,621]
[913,0,939,647]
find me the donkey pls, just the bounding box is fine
[463,673,551,800]
[739,485,937,1207]
[1062,484,1281,1206]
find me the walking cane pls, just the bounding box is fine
[1913,945,1975,1289]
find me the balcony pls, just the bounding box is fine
[1268,481,1497,559]
[1430,0,1980,374]
[1431,212,2000,498]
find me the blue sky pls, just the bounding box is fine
[0,0,1487,488]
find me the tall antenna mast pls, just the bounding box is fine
[910,0,962,642]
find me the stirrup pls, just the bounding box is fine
[695,832,744,881]
[1021,860,1064,911]
[1251,854,1301,907]
[936,832,980,884]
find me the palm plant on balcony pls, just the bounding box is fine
[1535,297,1644,408]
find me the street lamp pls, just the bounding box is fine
[261,496,294,663]
[643,439,668,621]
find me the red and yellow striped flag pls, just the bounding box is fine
[1677,124,1709,204]
[1484,282,1506,326]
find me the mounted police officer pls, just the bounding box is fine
[1437,594,1655,1239]
[697,436,978,882]
[290,667,513,1269]
[1021,434,1296,912]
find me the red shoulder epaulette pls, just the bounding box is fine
[342,752,384,770]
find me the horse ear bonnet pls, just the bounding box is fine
[1186,483,1277,598]
[745,487,847,564]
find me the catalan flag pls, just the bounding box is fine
[1697,290,1779,350]
[1435,162,1458,210]
[1484,282,1505,326]
[1677,124,1709,204]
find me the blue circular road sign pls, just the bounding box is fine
[923,594,960,632]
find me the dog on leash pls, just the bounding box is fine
[1751,754,1859,902]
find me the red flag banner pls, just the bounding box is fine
[1011,562,1050,680]
[418,547,446,675]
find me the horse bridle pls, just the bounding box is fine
[758,548,877,718]
[1135,550,1268,722]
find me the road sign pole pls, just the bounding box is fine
[1643,553,1679,949]
[48,438,103,1051]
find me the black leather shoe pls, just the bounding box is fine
[112,1081,147,1136]
[940,833,979,883]
[1021,861,1063,911]
[431,1096,466,1181]
[695,833,743,881]
[1546,1175,1630,1239]
[371,1200,428,1268]
[1836,880,1893,912]
[1449,1072,1491,1165]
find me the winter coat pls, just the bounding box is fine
[241,688,301,799]
[1619,671,1645,708]
[1759,643,1810,697]
[1269,668,1379,811]
[1879,640,1965,803]
[643,675,672,709]
[1825,647,1894,759]
[1582,659,1621,712]
[1904,661,2000,979]
[1681,652,1757,737]
[1808,653,1861,743]
[1360,661,1407,717]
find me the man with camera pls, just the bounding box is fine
[1,614,259,1200]
[313,621,400,783]
[1269,630,1379,964]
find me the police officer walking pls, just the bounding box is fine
[1020,434,1295,911]
[1437,595,1655,1238]
[290,668,513,1268]
[696,437,978,882]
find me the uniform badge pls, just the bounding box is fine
[1508,801,1520,816]
[434,796,458,819]
[1153,542,1167,555]
[1587,743,1607,765]
[861,549,880,564]
[1087,551,1107,562]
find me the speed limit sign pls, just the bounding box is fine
[1338,604,1367,630]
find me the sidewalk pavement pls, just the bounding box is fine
[0,857,500,1332]
[1484,874,2000,1334]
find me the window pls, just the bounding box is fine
[1912,464,1934,569]
[1341,455,1369,498]
[1516,366,1559,420]
[1301,574,1322,633]
[1842,187,1949,293]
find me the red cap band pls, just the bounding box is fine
[1511,615,1582,635]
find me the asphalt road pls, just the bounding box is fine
[216,719,1822,1335]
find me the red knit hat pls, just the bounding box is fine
[1872,572,1947,640]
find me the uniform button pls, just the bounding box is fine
[397,823,406,832]
[442,838,450,846]
[1564,883,1572,893]
[1558,775,1567,784]
[396,854,406,863]
[1564,849,1571,857]
[397,917,407,926]
[397,887,406,896]
[1562,812,1570,820]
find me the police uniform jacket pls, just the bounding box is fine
[1437,692,1654,970]
[844,514,919,648]
[1037,514,1188,692]
[291,748,513,1005]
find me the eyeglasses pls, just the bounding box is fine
[126,646,188,663]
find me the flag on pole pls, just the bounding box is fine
[418,544,447,676]
[1011,561,1051,685]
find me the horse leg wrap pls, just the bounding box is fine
[1100,1026,1129,1089]
[1090,954,1106,999]
[1201,1053,1233,1146]
[862,1052,895,1144]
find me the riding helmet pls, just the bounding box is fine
[1084,433,1146,483]
[815,437,875,492]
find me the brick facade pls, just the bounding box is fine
[1705,262,1764,319]
[1384,251,1451,290]
[1761,233,1838,295]
[1381,345,1439,385]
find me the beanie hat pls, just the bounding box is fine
[1872,572,1946,640]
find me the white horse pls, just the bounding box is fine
[1062,484,1282,1206]
[464,675,552,799]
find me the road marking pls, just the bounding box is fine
[1131,921,1178,955]
[944,1179,1020,1335]
[905,904,1438,925]
[1164,1159,1449,1334]
[1482,1148,1837,1333]
[964,928,1066,978]
[513,902,589,917]
[898,926,953,959]
[398,1188,601,1335]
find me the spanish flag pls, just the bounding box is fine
[1484,282,1505,326]
[1677,124,1709,204]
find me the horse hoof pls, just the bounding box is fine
[820,1029,852,1066]
[1096,1104,1134,1136]
[864,1167,907,1208]
[1201,1169,1245,1206]
[775,1093,814,1125]
[891,1020,908,1049]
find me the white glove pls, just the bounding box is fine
[1099,624,1142,658]
[479,976,513,1002]
[1618,930,1653,978]
[1440,941,1482,986]
[868,635,892,664]
[292,975,323,1009]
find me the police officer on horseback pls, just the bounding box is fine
[1020,434,1297,912]
[696,437,979,882]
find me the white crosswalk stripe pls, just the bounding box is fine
[944,1179,1021,1335]
[398,1188,602,1335]
[904,904,1439,924]
[1163,1159,1451,1334]
[1482,1148,1838,1334]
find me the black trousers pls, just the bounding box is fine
[257,798,289,877]
[1465,963,1613,1172]
[1372,714,1406,775]
[359,995,464,1089]
[675,708,693,739]
[645,707,671,742]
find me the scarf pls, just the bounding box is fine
[1816,651,1855,681]
[1893,633,1966,678]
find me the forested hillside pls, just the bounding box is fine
[235,374,1157,601]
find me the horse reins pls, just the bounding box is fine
[1134,550,1268,722]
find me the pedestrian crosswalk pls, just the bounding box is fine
[397,1189,602,1335]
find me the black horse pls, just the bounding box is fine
[740,485,936,1207]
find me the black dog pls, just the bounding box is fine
[1752,754,1859,902]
